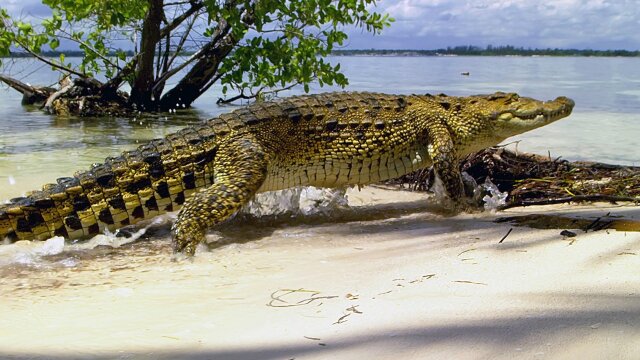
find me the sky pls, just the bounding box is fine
[349,0,640,50]
[3,0,640,50]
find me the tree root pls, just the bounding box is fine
[44,83,74,113]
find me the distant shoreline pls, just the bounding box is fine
[2,45,639,58]
[332,46,640,57]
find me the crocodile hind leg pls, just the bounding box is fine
[172,135,268,255]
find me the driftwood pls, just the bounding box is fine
[0,73,130,116]
[386,147,640,209]
[43,83,74,112]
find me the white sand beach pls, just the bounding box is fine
[0,186,638,359]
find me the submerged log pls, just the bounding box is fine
[387,147,640,208]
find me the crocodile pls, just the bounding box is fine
[0,91,574,255]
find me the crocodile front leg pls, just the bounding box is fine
[426,122,465,207]
[172,135,268,255]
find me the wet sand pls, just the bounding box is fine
[0,186,639,359]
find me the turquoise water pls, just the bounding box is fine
[1,56,639,199]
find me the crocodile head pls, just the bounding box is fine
[442,92,575,154]
[486,92,574,137]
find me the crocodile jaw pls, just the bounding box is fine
[493,96,575,138]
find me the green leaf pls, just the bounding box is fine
[17,22,32,32]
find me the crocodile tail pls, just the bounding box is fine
[0,176,107,241]
[0,186,70,241]
[0,122,219,243]
[0,204,15,241]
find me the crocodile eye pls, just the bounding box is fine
[505,93,520,103]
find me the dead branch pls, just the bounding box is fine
[166,14,197,70]
[0,74,56,105]
[57,31,121,71]
[100,54,140,97]
[43,83,74,112]
[216,82,301,104]
[0,74,51,95]
[158,1,205,38]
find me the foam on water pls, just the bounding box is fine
[0,214,174,268]
[0,187,349,268]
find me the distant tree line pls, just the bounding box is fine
[2,49,134,58]
[3,45,638,59]
[332,45,640,57]
[2,49,137,58]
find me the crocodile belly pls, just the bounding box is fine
[258,147,431,192]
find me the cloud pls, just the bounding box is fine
[3,0,52,21]
[348,0,640,50]
[3,0,639,50]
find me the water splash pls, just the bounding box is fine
[481,178,508,212]
[0,215,173,268]
[7,236,66,266]
[0,187,349,268]
[243,186,349,217]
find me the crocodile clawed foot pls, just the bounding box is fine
[171,225,206,256]
[460,198,485,213]
[438,197,481,215]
